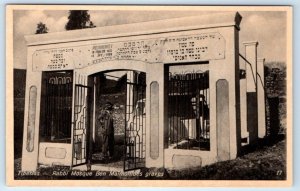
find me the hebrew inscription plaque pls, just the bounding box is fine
[33,32,225,71]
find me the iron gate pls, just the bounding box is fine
[40,71,73,143]
[168,71,210,150]
[72,84,91,166]
[124,73,146,171]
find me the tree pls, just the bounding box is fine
[65,10,96,30]
[89,21,96,28]
[35,22,48,34]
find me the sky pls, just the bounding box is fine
[13,9,287,69]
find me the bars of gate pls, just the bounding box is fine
[43,75,73,142]
[168,71,210,150]
[124,72,146,171]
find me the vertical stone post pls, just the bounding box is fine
[145,63,166,168]
[240,53,248,144]
[214,21,242,161]
[21,47,42,171]
[244,41,258,91]
[257,58,266,138]
[243,41,258,144]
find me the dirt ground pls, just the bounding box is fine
[164,136,286,180]
[14,135,286,180]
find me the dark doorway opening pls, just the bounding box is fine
[89,71,146,171]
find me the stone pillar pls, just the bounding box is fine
[240,53,248,144]
[257,58,266,138]
[213,25,241,161]
[145,63,166,168]
[243,41,258,144]
[21,47,42,171]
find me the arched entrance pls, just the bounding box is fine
[72,62,147,171]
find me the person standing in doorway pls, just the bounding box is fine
[98,102,114,161]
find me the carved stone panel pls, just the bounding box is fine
[32,32,225,71]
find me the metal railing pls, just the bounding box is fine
[40,72,73,143]
[168,71,210,151]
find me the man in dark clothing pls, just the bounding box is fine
[98,102,114,160]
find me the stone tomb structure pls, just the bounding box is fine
[21,12,266,172]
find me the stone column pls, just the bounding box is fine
[213,26,241,161]
[240,54,248,144]
[244,41,258,91]
[243,41,258,144]
[257,58,266,138]
[21,47,42,171]
[145,63,166,168]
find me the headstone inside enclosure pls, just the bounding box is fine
[21,12,263,172]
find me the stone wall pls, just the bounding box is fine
[96,93,126,135]
[94,75,127,137]
[264,63,286,135]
